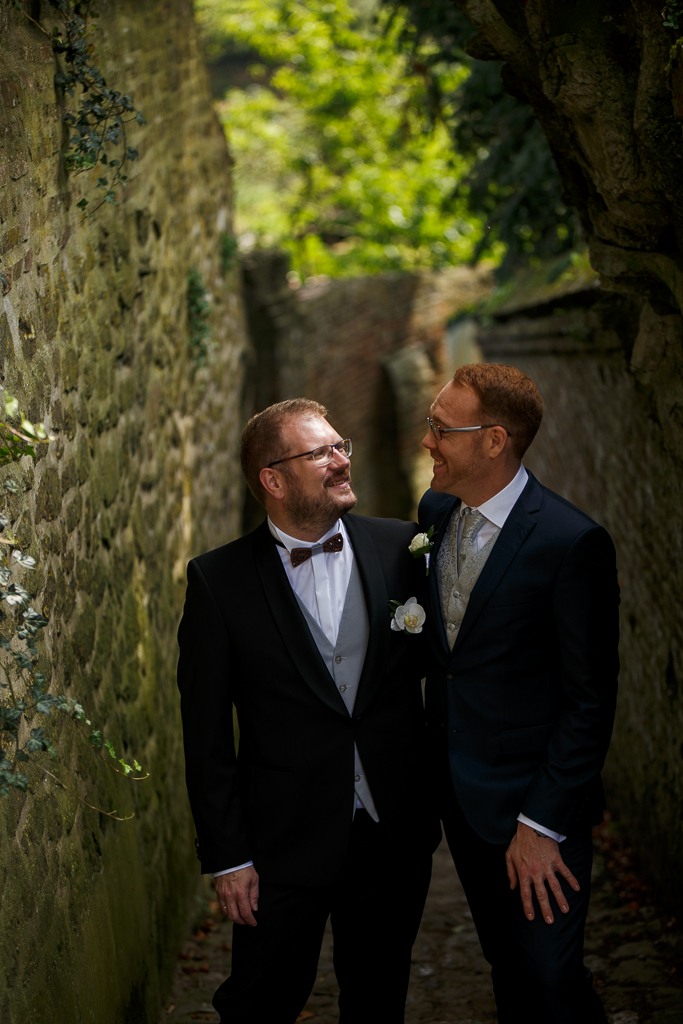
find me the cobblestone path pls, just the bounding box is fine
[160,831,682,1024]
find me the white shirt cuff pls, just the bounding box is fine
[211,860,254,879]
[517,813,566,843]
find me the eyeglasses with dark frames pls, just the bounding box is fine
[426,417,510,442]
[268,438,353,468]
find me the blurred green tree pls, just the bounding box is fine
[196,0,495,280]
[385,1,579,278]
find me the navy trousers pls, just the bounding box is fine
[213,810,432,1024]
[441,781,607,1024]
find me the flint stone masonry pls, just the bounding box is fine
[472,267,683,915]
[0,2,249,1022]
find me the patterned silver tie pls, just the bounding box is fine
[457,508,487,577]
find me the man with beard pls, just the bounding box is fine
[417,364,619,1024]
[178,398,439,1024]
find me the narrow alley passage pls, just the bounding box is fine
[160,830,682,1024]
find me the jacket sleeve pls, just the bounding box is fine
[519,524,620,835]
[177,558,251,874]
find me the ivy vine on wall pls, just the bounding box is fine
[14,0,146,215]
[0,398,147,818]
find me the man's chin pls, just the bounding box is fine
[429,469,456,495]
[331,486,357,512]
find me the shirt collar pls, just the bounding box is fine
[460,464,528,529]
[268,516,344,551]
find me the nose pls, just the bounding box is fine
[330,446,350,468]
[422,430,436,451]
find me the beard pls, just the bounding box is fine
[430,434,487,494]
[286,465,357,534]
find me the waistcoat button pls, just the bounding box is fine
[354,774,361,782]
[446,672,454,680]
[339,684,347,692]
[335,655,342,664]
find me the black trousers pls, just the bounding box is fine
[213,810,433,1024]
[441,781,607,1024]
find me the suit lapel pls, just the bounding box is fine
[343,515,391,718]
[449,472,542,660]
[252,521,349,717]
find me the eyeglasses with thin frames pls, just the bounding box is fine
[426,417,510,442]
[268,438,353,468]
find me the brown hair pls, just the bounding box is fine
[452,363,543,458]
[240,398,329,502]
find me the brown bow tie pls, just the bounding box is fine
[290,532,344,568]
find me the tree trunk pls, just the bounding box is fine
[453,0,683,316]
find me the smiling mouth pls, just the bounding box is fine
[432,459,445,468]
[326,475,351,489]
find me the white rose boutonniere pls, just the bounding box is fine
[389,596,426,634]
[409,526,435,576]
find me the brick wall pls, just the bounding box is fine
[0,2,249,1020]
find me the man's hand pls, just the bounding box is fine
[505,821,580,924]
[214,866,260,927]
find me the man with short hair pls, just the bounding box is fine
[178,398,439,1024]
[418,363,619,1024]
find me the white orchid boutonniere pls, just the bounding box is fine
[409,526,435,576]
[389,596,426,634]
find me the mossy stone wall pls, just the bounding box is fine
[0,2,249,1021]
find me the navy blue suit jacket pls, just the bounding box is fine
[418,470,619,845]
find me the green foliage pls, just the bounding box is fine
[663,1,683,31]
[0,395,51,466]
[385,0,578,278]
[196,0,489,278]
[0,396,146,817]
[187,267,213,368]
[13,0,146,215]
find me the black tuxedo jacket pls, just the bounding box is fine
[177,513,439,886]
[418,471,620,844]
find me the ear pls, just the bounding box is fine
[488,425,511,460]
[259,466,286,501]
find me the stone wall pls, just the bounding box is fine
[472,267,683,912]
[241,251,492,528]
[0,2,249,1021]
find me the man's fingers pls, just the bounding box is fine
[532,877,555,924]
[222,895,246,926]
[236,891,258,927]
[519,878,535,921]
[546,871,570,913]
[505,851,519,890]
[556,858,580,892]
[249,877,260,913]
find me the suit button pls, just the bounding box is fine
[335,656,342,664]
[339,684,347,692]
[452,729,458,734]
[446,672,454,680]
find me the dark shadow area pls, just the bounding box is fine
[372,366,413,521]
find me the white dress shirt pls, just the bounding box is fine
[455,464,566,844]
[213,517,363,879]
